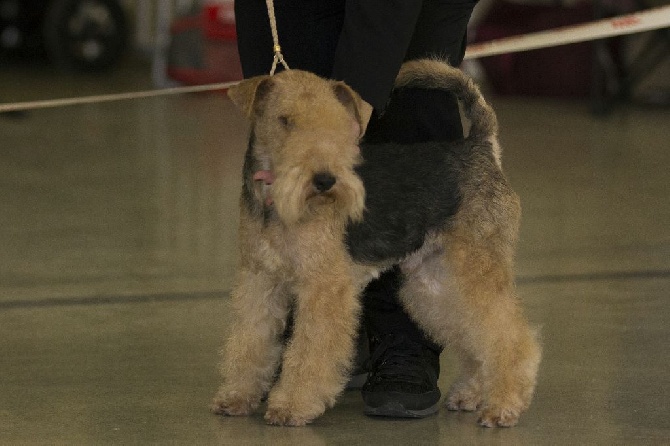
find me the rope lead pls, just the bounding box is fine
[265,0,290,75]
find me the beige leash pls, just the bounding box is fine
[265,0,289,74]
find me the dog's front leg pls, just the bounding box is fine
[212,268,291,417]
[265,270,360,426]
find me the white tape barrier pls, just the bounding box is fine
[465,4,670,59]
[1,5,669,114]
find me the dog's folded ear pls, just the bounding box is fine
[331,81,367,138]
[228,76,275,119]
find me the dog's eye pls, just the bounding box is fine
[278,115,293,129]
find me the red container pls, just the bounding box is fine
[203,3,237,40]
[167,2,242,86]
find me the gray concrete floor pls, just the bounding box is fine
[1,57,669,445]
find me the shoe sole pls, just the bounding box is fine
[364,400,440,418]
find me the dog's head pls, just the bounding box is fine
[228,70,366,226]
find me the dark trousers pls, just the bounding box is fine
[234,0,478,109]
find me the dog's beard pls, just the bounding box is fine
[273,169,365,225]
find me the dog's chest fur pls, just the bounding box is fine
[345,141,466,263]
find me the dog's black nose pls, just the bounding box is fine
[313,172,336,192]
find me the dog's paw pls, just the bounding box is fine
[446,382,482,412]
[264,406,314,427]
[211,390,258,416]
[477,405,521,428]
[264,392,327,427]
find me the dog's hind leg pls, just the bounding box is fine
[264,256,361,426]
[400,245,487,417]
[399,247,486,414]
[442,231,541,427]
[212,268,291,417]
[400,189,540,427]
[444,173,542,426]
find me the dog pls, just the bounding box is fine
[211,59,541,428]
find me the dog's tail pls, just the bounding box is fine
[395,59,500,160]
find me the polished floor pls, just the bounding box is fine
[1,57,669,445]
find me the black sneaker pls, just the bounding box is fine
[362,333,441,418]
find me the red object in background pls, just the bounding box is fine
[472,1,600,97]
[167,2,242,86]
[203,3,237,40]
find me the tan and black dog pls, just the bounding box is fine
[211,59,541,427]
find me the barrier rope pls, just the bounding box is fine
[0,81,238,114]
[1,5,668,114]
